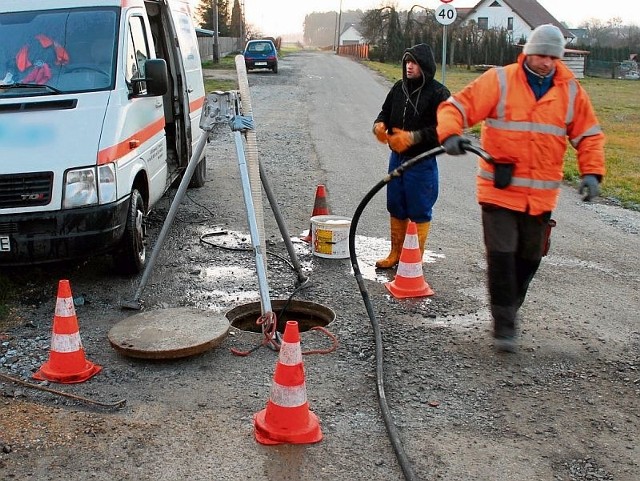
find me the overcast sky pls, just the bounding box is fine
[233,0,639,36]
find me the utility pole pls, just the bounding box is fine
[336,0,343,54]
[239,0,245,50]
[212,0,220,63]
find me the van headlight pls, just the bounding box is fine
[63,164,117,208]
[98,164,117,204]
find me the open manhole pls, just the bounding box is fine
[226,299,335,333]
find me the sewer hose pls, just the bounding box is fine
[349,143,492,481]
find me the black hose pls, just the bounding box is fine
[348,144,492,481]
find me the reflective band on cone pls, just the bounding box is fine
[253,321,322,445]
[385,221,435,298]
[33,280,101,384]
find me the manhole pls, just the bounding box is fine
[225,299,335,333]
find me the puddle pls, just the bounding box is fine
[197,231,447,287]
[203,265,255,280]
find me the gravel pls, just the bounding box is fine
[1,51,639,481]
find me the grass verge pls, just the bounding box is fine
[365,60,640,209]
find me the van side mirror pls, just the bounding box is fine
[130,59,168,97]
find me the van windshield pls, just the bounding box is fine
[0,7,119,95]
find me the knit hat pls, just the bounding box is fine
[523,24,565,58]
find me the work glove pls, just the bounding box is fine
[388,128,420,153]
[578,174,601,201]
[373,122,388,144]
[442,135,469,156]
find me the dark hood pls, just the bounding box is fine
[402,43,437,86]
[401,43,437,115]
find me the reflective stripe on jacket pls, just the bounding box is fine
[437,54,605,215]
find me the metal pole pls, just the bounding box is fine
[336,0,343,54]
[213,0,220,63]
[123,132,210,309]
[233,131,272,315]
[441,25,447,85]
[258,161,308,287]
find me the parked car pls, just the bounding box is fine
[243,39,278,73]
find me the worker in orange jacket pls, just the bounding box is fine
[437,24,606,353]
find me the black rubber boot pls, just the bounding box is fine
[487,251,518,339]
[515,257,541,309]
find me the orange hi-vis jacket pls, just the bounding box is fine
[437,54,606,215]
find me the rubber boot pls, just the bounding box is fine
[515,257,541,309]
[486,251,519,342]
[416,222,431,260]
[375,217,409,269]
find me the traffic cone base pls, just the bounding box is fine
[253,321,323,445]
[254,404,322,445]
[302,184,329,242]
[385,221,435,299]
[33,280,101,384]
[33,358,101,384]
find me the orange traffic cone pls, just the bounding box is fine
[33,280,102,384]
[253,321,322,445]
[301,184,330,242]
[385,221,435,299]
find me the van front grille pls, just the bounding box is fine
[0,172,54,208]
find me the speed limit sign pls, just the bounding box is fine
[435,4,457,25]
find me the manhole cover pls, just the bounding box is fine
[108,307,229,359]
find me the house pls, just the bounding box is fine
[339,23,364,46]
[460,1,587,76]
[567,28,590,46]
[461,0,574,44]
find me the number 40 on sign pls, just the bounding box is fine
[435,3,457,26]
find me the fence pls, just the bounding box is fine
[586,59,640,80]
[337,44,369,60]
[197,36,242,61]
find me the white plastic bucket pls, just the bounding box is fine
[310,215,351,259]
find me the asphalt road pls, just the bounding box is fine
[1,50,639,481]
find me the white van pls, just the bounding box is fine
[0,0,206,273]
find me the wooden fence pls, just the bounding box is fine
[337,44,369,60]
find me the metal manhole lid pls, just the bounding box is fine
[108,307,229,359]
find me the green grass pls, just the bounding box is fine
[201,55,237,70]
[204,78,237,92]
[364,60,640,209]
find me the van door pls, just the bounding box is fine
[145,0,206,187]
[121,11,168,206]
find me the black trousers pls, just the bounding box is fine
[481,205,551,337]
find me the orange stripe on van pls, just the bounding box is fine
[190,96,205,112]
[97,118,165,165]
[121,0,145,7]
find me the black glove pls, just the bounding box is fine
[578,174,600,201]
[442,135,469,156]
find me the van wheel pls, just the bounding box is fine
[188,157,207,188]
[114,189,146,275]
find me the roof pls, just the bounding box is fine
[341,23,361,35]
[466,0,574,38]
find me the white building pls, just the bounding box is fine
[339,23,364,46]
[461,0,573,44]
